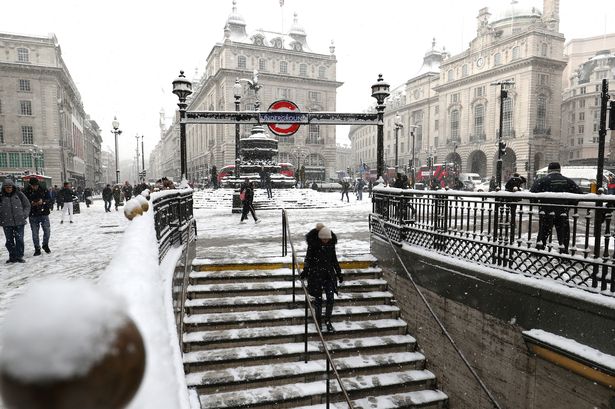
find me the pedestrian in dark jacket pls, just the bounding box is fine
[122,181,133,201]
[239,179,259,224]
[0,179,30,263]
[341,180,350,202]
[112,185,122,211]
[83,187,93,208]
[23,177,51,256]
[102,184,113,212]
[530,162,583,253]
[300,224,343,332]
[58,182,76,224]
[505,173,527,192]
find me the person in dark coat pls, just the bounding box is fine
[102,184,113,212]
[239,179,259,224]
[0,179,30,263]
[122,181,133,201]
[300,224,343,332]
[23,177,52,255]
[58,182,76,224]
[340,180,350,202]
[112,185,122,211]
[83,187,93,208]
[488,176,498,192]
[505,173,527,192]
[530,162,583,253]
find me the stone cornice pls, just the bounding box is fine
[434,56,567,93]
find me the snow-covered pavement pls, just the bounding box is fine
[0,199,128,321]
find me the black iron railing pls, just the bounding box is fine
[152,188,197,348]
[371,188,615,295]
[282,209,354,408]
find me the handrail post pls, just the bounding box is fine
[304,298,308,363]
[326,358,330,408]
[292,252,296,303]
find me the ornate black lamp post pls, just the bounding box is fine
[172,71,193,181]
[409,125,418,188]
[394,113,403,171]
[371,74,390,178]
[233,78,242,179]
[111,117,122,184]
[491,80,514,189]
[141,135,145,181]
[134,134,140,183]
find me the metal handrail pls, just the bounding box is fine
[371,214,502,409]
[281,209,354,409]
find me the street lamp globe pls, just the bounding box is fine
[172,71,193,102]
[371,74,390,106]
[233,78,242,100]
[112,116,120,131]
[395,114,402,127]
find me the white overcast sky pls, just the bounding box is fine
[2,0,613,160]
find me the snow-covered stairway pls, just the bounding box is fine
[182,255,448,409]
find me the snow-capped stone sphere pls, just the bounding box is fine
[139,189,150,200]
[0,279,146,409]
[135,195,149,213]
[123,199,143,220]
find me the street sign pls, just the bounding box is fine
[267,100,301,136]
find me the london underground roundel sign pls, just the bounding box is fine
[267,100,301,136]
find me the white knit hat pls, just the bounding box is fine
[318,227,332,240]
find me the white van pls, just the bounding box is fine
[458,173,482,185]
[534,166,614,193]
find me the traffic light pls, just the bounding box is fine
[498,141,507,156]
[609,101,615,130]
[524,162,529,171]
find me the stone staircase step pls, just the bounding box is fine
[290,389,449,409]
[183,319,407,350]
[184,305,400,331]
[189,267,382,284]
[183,335,417,372]
[187,279,388,299]
[187,351,426,394]
[199,369,437,409]
[192,254,377,271]
[185,291,394,314]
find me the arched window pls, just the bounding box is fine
[512,46,520,60]
[494,53,502,65]
[447,69,454,82]
[318,66,326,78]
[474,104,484,137]
[259,59,267,71]
[462,64,468,77]
[279,61,288,74]
[502,98,513,136]
[450,110,459,140]
[308,124,320,144]
[238,55,247,69]
[537,95,547,131]
[299,63,307,76]
[541,43,548,56]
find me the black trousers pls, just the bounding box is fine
[313,285,335,325]
[537,209,570,253]
[104,199,112,212]
[240,202,257,221]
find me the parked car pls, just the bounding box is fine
[474,180,492,192]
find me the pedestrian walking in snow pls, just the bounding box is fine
[58,182,76,224]
[239,179,259,224]
[122,181,133,201]
[356,178,365,200]
[263,170,273,199]
[0,179,30,263]
[23,177,52,256]
[102,184,113,212]
[341,179,350,202]
[300,223,343,332]
[112,185,122,211]
[84,187,93,208]
[49,185,58,211]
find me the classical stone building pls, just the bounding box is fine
[349,0,565,184]
[0,32,99,187]
[84,118,102,188]
[561,38,615,165]
[181,1,341,182]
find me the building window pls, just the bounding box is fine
[451,93,459,103]
[579,99,585,108]
[308,91,321,102]
[0,125,3,143]
[539,74,548,85]
[579,112,585,121]
[580,86,586,95]
[279,61,288,74]
[0,152,7,167]
[434,106,439,115]
[22,126,34,144]
[474,86,485,98]
[20,100,32,116]
[21,153,32,167]
[462,64,468,77]
[512,46,520,60]
[450,109,459,140]
[318,66,326,78]
[494,53,502,65]
[307,124,320,144]
[258,59,267,71]
[474,104,484,136]
[594,123,598,132]
[277,88,291,99]
[17,48,29,62]
[503,98,513,136]
[536,95,547,131]
[9,152,20,167]
[447,69,454,82]
[238,55,247,69]
[299,64,307,76]
[0,99,2,114]
[541,43,548,56]
[578,125,584,134]
[434,119,439,131]
[19,79,31,92]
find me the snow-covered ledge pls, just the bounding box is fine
[100,205,192,409]
[523,329,615,388]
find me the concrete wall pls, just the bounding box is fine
[371,237,615,408]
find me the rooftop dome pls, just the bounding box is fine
[289,13,306,37]
[226,0,246,26]
[490,0,542,24]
